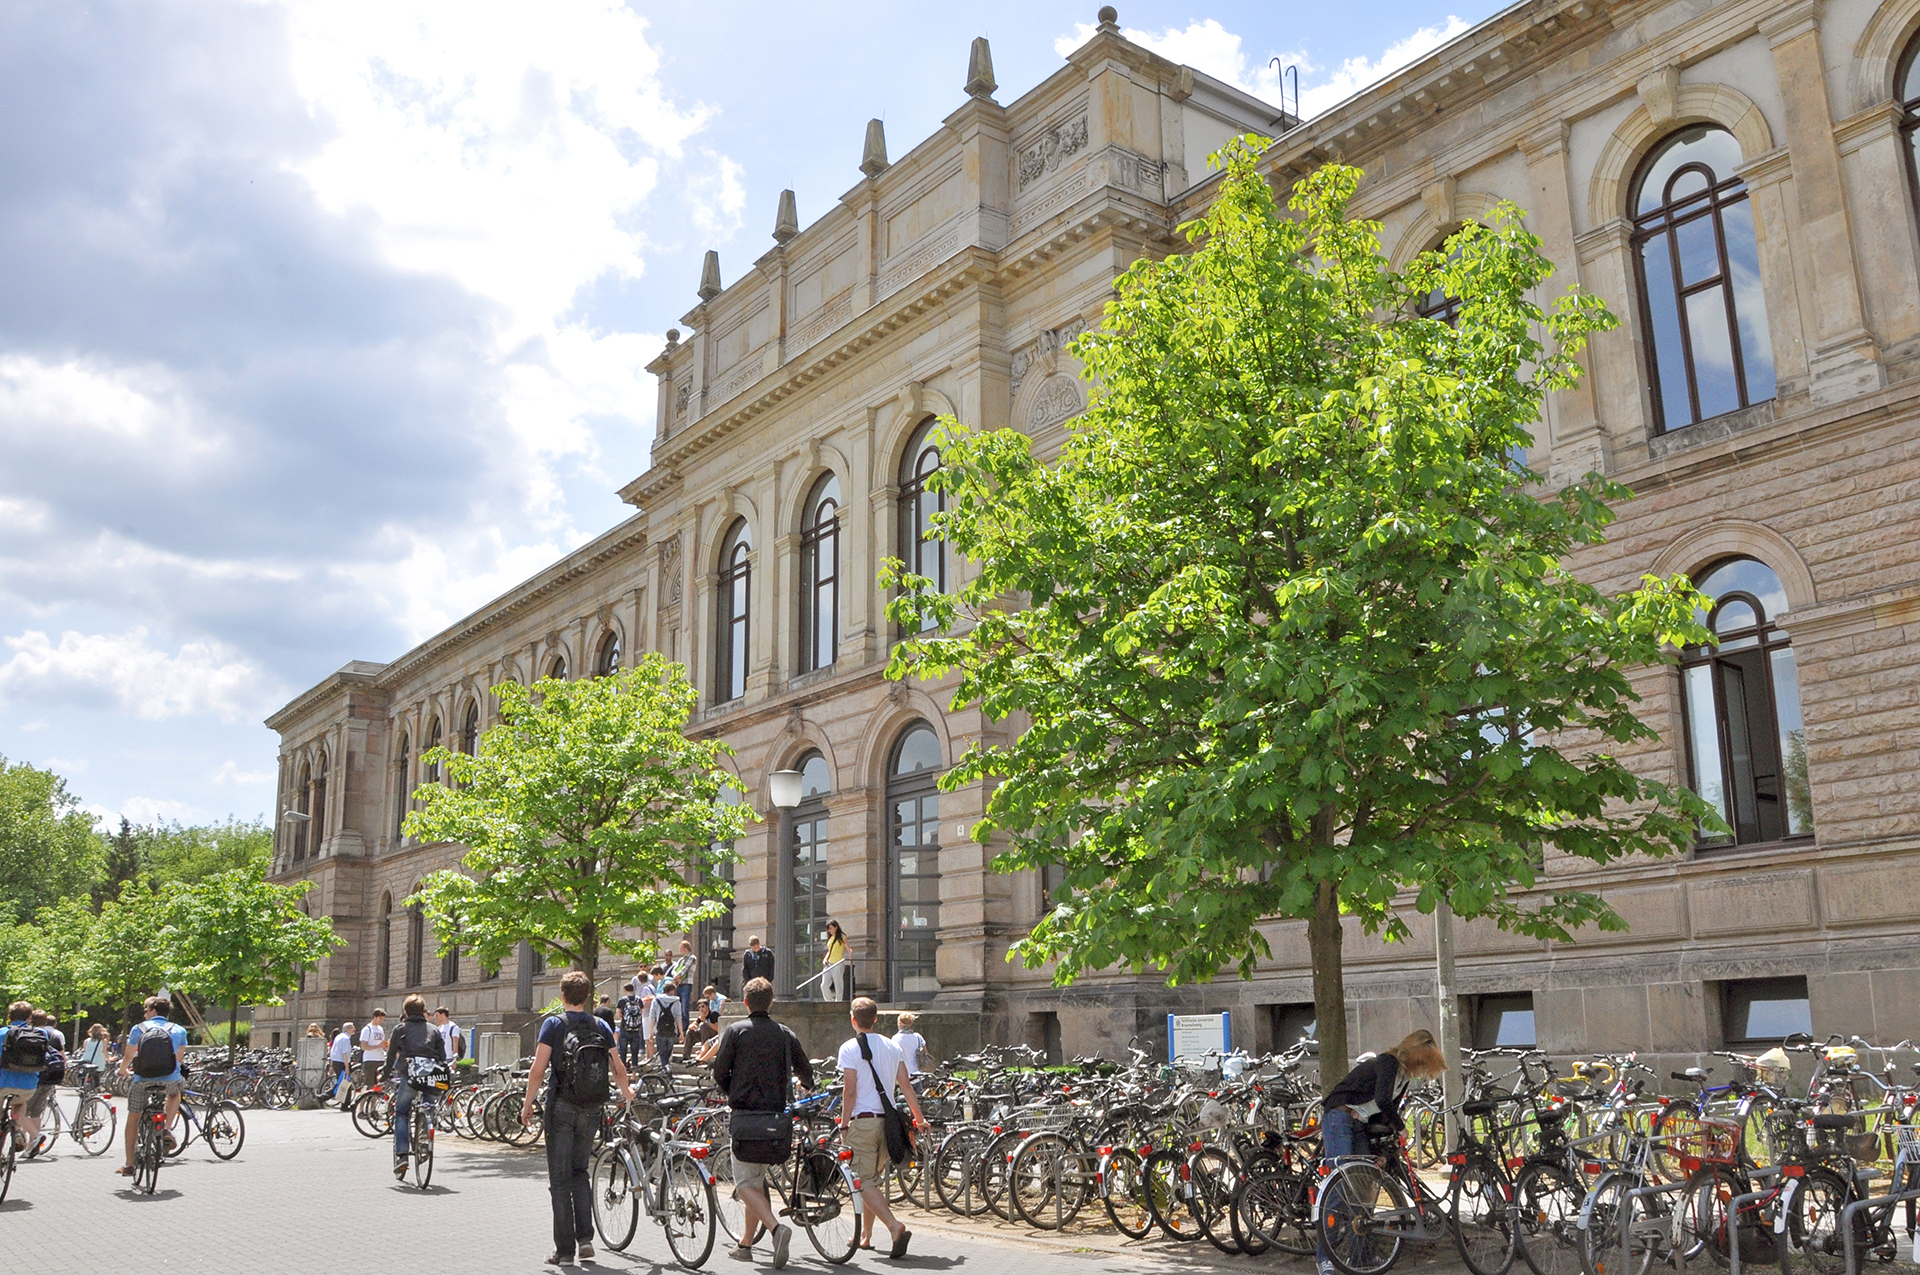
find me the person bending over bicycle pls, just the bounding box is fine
[383,994,450,1179]
[1316,1031,1448,1275]
[118,995,188,1178]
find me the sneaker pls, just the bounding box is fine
[772,1224,793,1270]
[577,1246,595,1262]
[546,1254,573,1266]
[393,1157,408,1178]
[1318,1261,1337,1275]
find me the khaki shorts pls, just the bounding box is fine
[731,1155,771,1192]
[844,1115,888,1181]
[25,1084,56,1118]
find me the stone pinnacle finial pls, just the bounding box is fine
[861,119,889,179]
[698,250,721,301]
[966,37,997,100]
[1097,5,1119,33]
[773,189,799,245]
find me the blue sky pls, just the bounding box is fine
[0,0,1500,828]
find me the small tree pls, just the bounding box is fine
[407,654,753,975]
[0,755,104,924]
[18,897,93,1034]
[80,879,174,1031]
[163,867,342,1065]
[886,142,1716,1082]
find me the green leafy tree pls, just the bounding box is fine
[0,755,104,924]
[79,879,173,1030]
[0,923,36,1004]
[163,866,342,1065]
[407,654,753,975]
[136,818,273,886]
[885,142,1717,1081]
[16,898,94,1026]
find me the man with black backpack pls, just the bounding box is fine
[117,995,187,1178]
[382,994,449,1178]
[1,1001,47,1153]
[21,1009,66,1151]
[520,969,635,1266]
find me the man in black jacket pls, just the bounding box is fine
[711,977,812,1268]
[741,935,774,987]
[381,994,447,1178]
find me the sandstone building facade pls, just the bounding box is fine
[260,0,1920,1062]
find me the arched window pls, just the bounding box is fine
[790,752,832,997]
[799,475,840,673]
[311,751,328,851]
[425,717,443,784]
[441,931,460,985]
[1414,236,1466,326]
[548,654,568,680]
[898,422,947,622]
[393,733,410,840]
[406,888,425,987]
[596,631,621,677]
[1632,125,1775,431]
[377,892,393,991]
[293,762,311,860]
[716,519,751,702]
[1898,34,1920,228]
[1681,557,1812,848]
[887,723,944,998]
[460,702,479,757]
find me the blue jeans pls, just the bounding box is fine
[393,1083,421,1158]
[1317,1107,1365,1264]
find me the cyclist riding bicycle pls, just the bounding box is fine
[382,994,450,1179]
[118,995,188,1179]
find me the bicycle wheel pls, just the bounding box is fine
[204,1100,246,1160]
[411,1107,434,1189]
[978,1128,1023,1221]
[591,1147,641,1252]
[795,1148,859,1264]
[76,1095,117,1157]
[0,1124,14,1201]
[1453,1157,1520,1275]
[260,1074,296,1111]
[352,1091,389,1138]
[137,1119,162,1194]
[1407,1100,1447,1168]
[1319,1159,1409,1275]
[662,1152,718,1269]
[1580,1175,1658,1275]
[1102,1146,1156,1239]
[1010,1132,1092,1230]
[164,1106,193,1158]
[1515,1160,1584,1275]
[1143,1147,1202,1241]
[1229,1161,1281,1256]
[1189,1146,1244,1254]
[933,1125,991,1216]
[1787,1167,1853,1275]
[1647,1108,1683,1184]
[1246,1157,1317,1256]
[1736,1098,1778,1170]
[708,1142,747,1245]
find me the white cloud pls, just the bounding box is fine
[117,796,199,825]
[43,755,88,774]
[1056,15,1472,121]
[211,760,273,786]
[0,355,223,458]
[0,628,279,723]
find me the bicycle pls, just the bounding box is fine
[130,1096,167,1194]
[27,1083,117,1158]
[164,1088,246,1161]
[405,1090,437,1189]
[591,1094,720,1268]
[0,1099,17,1202]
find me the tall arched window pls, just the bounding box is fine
[887,723,943,998]
[799,475,840,673]
[311,751,328,851]
[440,931,460,985]
[716,519,751,702]
[1632,125,1775,431]
[898,422,947,622]
[547,654,568,680]
[1681,557,1812,848]
[393,733,410,840]
[790,752,831,998]
[293,762,311,860]
[1898,34,1920,227]
[460,702,479,758]
[425,717,443,784]
[406,888,425,987]
[596,631,621,677]
[377,892,393,991]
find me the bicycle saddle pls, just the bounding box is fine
[653,1094,698,1111]
[1462,1099,1500,1118]
[1536,1105,1572,1125]
[1671,1067,1710,1081]
[1810,1113,1855,1131]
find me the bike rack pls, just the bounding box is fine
[1622,1181,1693,1270]
[1840,1183,1920,1275]
[1725,1166,1784,1275]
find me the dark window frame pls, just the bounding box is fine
[1471,992,1537,1050]
[789,751,831,999]
[1723,975,1812,1045]
[897,422,947,627]
[1897,34,1920,240]
[716,519,751,702]
[886,722,943,1000]
[799,476,841,674]
[377,892,393,991]
[596,631,621,677]
[393,733,410,841]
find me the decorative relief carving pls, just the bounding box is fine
[879,228,960,300]
[790,296,852,355]
[1010,317,1089,392]
[673,383,690,423]
[658,535,683,607]
[1017,116,1088,188]
[712,361,761,406]
[1010,172,1090,234]
[1028,375,1083,430]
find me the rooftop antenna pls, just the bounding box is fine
[1268,58,1301,129]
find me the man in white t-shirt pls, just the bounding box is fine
[327,1022,355,1107]
[836,997,927,1258]
[358,1010,388,1088]
[433,1006,463,1065]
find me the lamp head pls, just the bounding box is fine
[768,769,803,809]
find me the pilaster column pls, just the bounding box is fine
[1520,122,1605,482]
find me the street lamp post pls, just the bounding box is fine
[767,771,802,999]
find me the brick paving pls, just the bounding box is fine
[0,1103,1478,1275]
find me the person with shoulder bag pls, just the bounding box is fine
[711,977,814,1269]
[521,969,635,1266]
[382,995,449,1178]
[837,997,927,1258]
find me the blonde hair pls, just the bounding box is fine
[896,1013,918,1029]
[1391,1029,1447,1079]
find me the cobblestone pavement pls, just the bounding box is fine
[0,1104,1473,1275]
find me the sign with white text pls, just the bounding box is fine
[1168,1012,1231,1063]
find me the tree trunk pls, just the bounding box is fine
[1308,878,1348,1091]
[228,993,240,1070]
[579,918,599,975]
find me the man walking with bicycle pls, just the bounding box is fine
[117,995,187,1179]
[712,977,814,1268]
[383,995,448,1179]
[521,969,635,1266]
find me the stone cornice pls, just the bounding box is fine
[264,663,388,733]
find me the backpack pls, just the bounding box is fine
[0,1023,49,1073]
[399,1020,448,1090]
[131,1020,179,1079]
[620,997,645,1030]
[554,1016,611,1105]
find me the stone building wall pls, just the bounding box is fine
[259,0,1920,1067]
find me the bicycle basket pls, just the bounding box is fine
[1663,1114,1741,1168]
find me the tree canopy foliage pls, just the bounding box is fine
[408,654,753,974]
[885,141,1718,1079]
[0,755,106,924]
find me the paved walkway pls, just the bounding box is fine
[0,1104,1373,1275]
